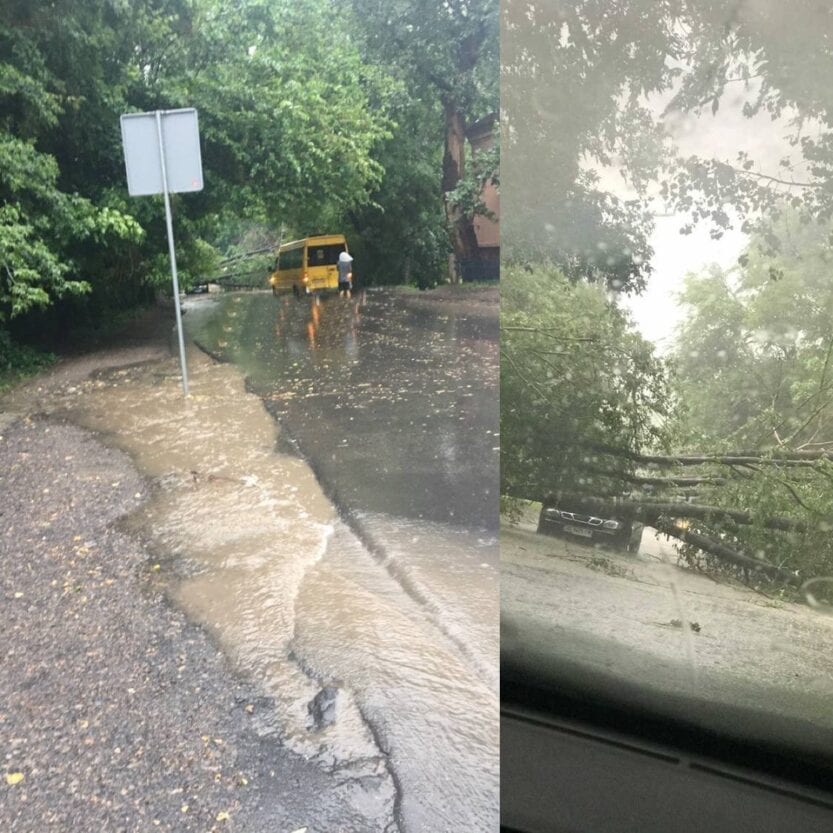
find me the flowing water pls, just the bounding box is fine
[183,289,500,831]
[30,288,499,832]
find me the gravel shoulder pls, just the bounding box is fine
[0,306,394,832]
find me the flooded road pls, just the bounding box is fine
[187,289,498,530]
[179,288,500,831]
[3,288,499,831]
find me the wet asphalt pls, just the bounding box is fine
[184,288,499,532]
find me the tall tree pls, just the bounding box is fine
[501,1,833,287]
[643,214,833,579]
[345,94,449,287]
[660,0,833,243]
[0,0,145,330]
[675,214,833,452]
[1,0,394,346]
[349,0,499,280]
[501,263,670,502]
[501,0,679,291]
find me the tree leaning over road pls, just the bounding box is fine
[3,0,453,358]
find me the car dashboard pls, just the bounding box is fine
[501,632,833,833]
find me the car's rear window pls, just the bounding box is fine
[306,244,345,266]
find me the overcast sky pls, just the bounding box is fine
[625,218,745,351]
[605,85,807,352]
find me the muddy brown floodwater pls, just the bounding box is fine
[184,288,500,832]
[6,288,500,833]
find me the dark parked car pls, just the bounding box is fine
[537,502,644,552]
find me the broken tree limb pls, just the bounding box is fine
[585,468,728,487]
[503,486,811,585]
[588,443,833,468]
[550,494,812,534]
[654,519,801,587]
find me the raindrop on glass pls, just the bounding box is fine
[801,577,833,615]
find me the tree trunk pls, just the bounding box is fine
[545,493,812,533]
[507,486,804,584]
[589,443,833,468]
[654,519,801,586]
[506,486,814,533]
[442,97,479,283]
[586,467,727,487]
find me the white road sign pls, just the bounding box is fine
[120,108,203,196]
[120,108,204,396]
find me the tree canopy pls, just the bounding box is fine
[347,0,499,273]
[1,0,498,355]
[501,263,670,502]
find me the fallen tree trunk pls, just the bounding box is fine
[531,492,813,534]
[654,519,801,587]
[504,487,805,585]
[588,443,833,468]
[586,468,727,487]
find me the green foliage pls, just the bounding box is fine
[656,1,833,242]
[0,0,411,364]
[345,96,450,288]
[669,214,833,577]
[0,134,143,321]
[0,0,498,366]
[675,214,833,449]
[447,129,499,222]
[173,0,395,232]
[499,495,527,525]
[501,264,671,502]
[501,1,833,286]
[0,328,54,392]
[348,0,498,273]
[349,0,498,116]
[501,1,672,291]
[500,2,833,581]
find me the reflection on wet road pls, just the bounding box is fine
[191,289,498,529]
[185,288,499,832]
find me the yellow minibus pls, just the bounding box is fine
[269,234,349,297]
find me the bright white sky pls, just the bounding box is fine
[627,218,745,351]
[601,85,809,352]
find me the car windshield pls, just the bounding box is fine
[502,0,833,768]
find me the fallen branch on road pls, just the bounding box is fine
[588,443,833,468]
[654,519,801,587]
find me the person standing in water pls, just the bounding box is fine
[338,251,353,298]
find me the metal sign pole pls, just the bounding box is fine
[155,110,190,396]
